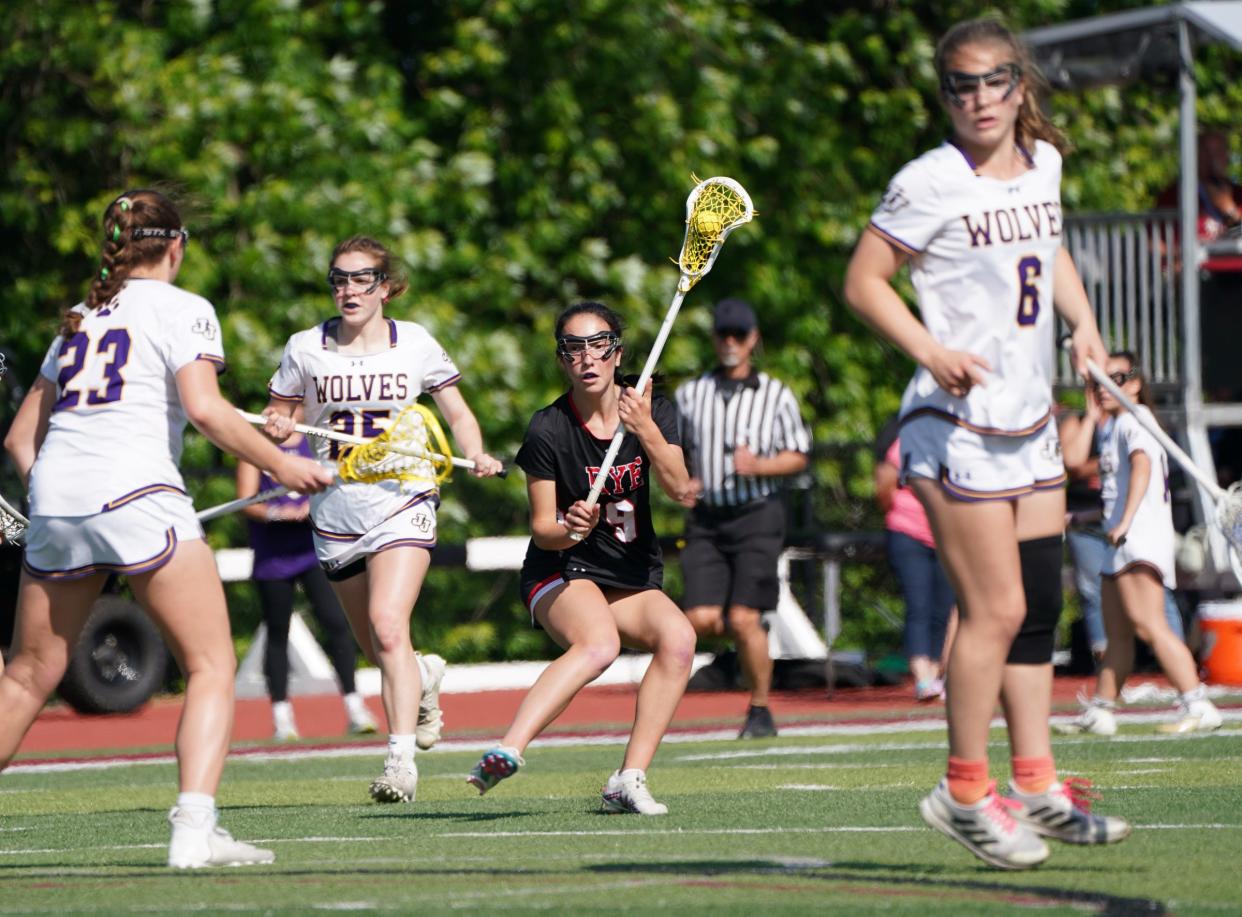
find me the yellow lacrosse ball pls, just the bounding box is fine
[694,210,722,237]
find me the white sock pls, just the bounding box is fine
[1090,695,1116,709]
[1181,684,1207,705]
[175,792,216,826]
[344,692,368,716]
[618,768,645,780]
[388,734,417,758]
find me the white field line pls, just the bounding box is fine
[9,711,1240,775]
[4,823,1240,860]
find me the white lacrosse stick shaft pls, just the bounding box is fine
[237,410,478,471]
[580,288,687,510]
[197,485,293,522]
[1079,358,1223,500]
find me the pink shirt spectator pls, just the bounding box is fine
[884,438,936,548]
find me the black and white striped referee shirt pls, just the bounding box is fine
[674,369,811,509]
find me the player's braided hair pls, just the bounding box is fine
[330,236,408,301]
[64,190,184,336]
[935,16,1068,155]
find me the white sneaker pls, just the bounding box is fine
[369,752,418,803]
[1055,694,1117,737]
[271,701,299,742]
[1005,779,1131,845]
[601,769,668,816]
[344,694,378,735]
[918,779,1049,870]
[1157,698,1223,734]
[416,653,446,750]
[168,807,275,869]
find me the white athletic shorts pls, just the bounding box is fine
[1102,527,1176,589]
[313,492,439,577]
[899,411,1066,502]
[23,488,203,581]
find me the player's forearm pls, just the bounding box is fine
[1119,452,1151,531]
[749,450,808,479]
[1052,247,1096,332]
[844,276,938,368]
[189,397,290,477]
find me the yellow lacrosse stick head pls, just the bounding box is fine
[678,175,755,290]
[337,403,454,488]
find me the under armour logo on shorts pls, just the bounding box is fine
[191,318,218,340]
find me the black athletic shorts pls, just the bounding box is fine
[680,497,785,612]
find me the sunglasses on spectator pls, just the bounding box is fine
[714,327,752,340]
[1093,368,1137,388]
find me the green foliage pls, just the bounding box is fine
[3,0,1238,660]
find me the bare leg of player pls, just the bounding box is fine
[911,481,1025,762]
[728,605,773,707]
[332,548,429,735]
[131,540,236,794]
[0,573,104,769]
[1114,569,1201,693]
[499,581,622,752]
[1096,579,1137,700]
[611,590,697,772]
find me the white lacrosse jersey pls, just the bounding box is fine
[1099,409,1173,537]
[28,279,225,516]
[268,317,460,537]
[870,140,1065,435]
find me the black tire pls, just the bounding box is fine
[58,595,168,714]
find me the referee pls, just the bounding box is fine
[675,298,812,739]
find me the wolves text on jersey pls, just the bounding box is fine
[312,372,410,403]
[962,201,1062,248]
[585,457,644,495]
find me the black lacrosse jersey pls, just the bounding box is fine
[516,390,680,595]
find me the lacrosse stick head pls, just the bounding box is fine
[677,176,755,291]
[337,403,453,488]
[0,494,28,546]
[1215,482,1242,585]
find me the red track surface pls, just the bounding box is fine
[17,676,1109,757]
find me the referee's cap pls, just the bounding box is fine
[713,298,757,333]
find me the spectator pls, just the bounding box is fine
[874,418,957,701]
[1060,395,1184,666]
[674,298,812,739]
[1156,130,1242,245]
[236,433,378,741]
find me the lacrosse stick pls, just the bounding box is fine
[0,492,29,546]
[196,485,293,523]
[1066,343,1242,581]
[239,405,504,482]
[571,175,755,539]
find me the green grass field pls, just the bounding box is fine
[3,724,1240,914]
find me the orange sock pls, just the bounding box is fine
[1012,755,1056,795]
[946,756,990,805]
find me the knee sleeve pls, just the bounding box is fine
[1007,534,1064,665]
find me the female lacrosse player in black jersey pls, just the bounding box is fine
[467,301,696,815]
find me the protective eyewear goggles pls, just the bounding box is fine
[1094,368,1137,389]
[131,227,190,247]
[941,63,1022,108]
[327,267,387,294]
[556,331,621,361]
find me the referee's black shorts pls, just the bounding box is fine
[680,497,785,612]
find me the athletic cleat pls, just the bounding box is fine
[347,705,378,736]
[466,746,524,795]
[168,807,275,869]
[601,769,668,816]
[1006,778,1131,845]
[369,752,418,803]
[738,704,778,739]
[1055,693,1117,736]
[915,678,945,703]
[271,701,299,742]
[1157,698,1223,734]
[416,653,446,750]
[919,779,1049,870]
